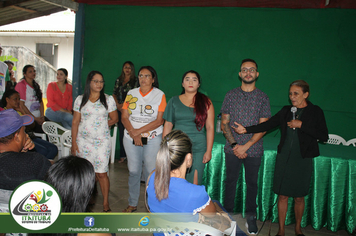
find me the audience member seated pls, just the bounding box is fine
[1,89,58,160]
[29,155,111,236]
[0,109,51,191]
[15,65,47,133]
[46,155,95,212]
[45,68,73,129]
[147,130,235,235]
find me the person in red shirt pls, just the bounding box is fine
[45,68,73,129]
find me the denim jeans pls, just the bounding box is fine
[45,107,73,129]
[32,137,58,160]
[224,152,261,215]
[123,134,162,206]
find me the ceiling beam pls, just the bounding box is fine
[0,0,33,8]
[0,6,65,26]
[39,0,78,11]
[9,5,37,13]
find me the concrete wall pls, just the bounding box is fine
[0,32,74,81]
[2,46,57,100]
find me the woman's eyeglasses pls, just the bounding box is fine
[92,80,104,84]
[138,74,152,79]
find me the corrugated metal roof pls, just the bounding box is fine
[0,0,78,26]
[0,10,75,32]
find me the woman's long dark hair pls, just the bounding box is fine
[0,89,19,108]
[79,71,108,111]
[117,61,137,88]
[22,65,42,102]
[45,155,95,212]
[181,70,211,131]
[138,66,160,88]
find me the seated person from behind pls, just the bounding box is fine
[0,109,51,191]
[29,155,111,236]
[46,155,95,212]
[147,130,220,234]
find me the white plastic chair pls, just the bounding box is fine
[326,134,347,145]
[346,138,356,147]
[0,189,12,213]
[42,121,69,159]
[33,132,47,140]
[0,189,28,236]
[160,219,236,236]
[61,130,72,157]
[110,124,118,164]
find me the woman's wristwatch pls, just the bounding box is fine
[231,142,237,148]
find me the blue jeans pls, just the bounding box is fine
[32,138,58,160]
[45,107,73,129]
[123,134,162,206]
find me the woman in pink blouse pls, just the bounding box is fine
[45,68,73,129]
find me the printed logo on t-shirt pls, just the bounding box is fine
[124,94,138,114]
[139,104,155,116]
[30,101,41,112]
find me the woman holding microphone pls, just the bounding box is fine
[233,80,328,236]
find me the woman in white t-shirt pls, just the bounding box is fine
[15,65,45,133]
[121,66,166,213]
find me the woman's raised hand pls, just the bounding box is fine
[231,122,246,134]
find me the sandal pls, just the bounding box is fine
[122,205,137,213]
[103,208,112,213]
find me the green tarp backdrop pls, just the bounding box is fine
[80,5,356,141]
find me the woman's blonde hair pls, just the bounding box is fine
[154,130,192,201]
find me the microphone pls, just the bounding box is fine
[291,106,297,130]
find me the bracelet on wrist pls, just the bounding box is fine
[231,142,237,148]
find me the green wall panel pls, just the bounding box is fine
[81,5,356,140]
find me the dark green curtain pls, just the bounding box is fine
[81,5,356,140]
[203,136,356,233]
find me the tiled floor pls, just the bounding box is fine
[90,161,352,236]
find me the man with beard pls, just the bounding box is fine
[220,58,271,234]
